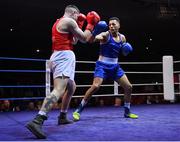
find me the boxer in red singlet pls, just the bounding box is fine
[26,5,100,139]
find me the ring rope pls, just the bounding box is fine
[1,92,179,101]
[0,97,44,101]
[126,71,162,74]
[174,71,180,74]
[0,70,163,74]
[73,93,164,98]
[0,57,46,62]
[0,56,172,65]
[119,62,162,65]
[174,60,180,63]
[0,83,164,88]
[76,83,163,87]
[0,56,180,64]
[0,70,46,73]
[174,83,180,85]
[0,85,45,88]
[0,93,164,101]
[76,71,163,74]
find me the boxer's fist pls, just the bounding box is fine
[86,11,100,31]
[92,21,108,37]
[77,13,86,29]
[121,42,133,56]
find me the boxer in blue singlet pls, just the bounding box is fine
[73,17,138,121]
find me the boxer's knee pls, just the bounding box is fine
[91,83,101,91]
[67,80,76,96]
[50,89,62,100]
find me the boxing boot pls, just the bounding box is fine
[26,114,47,139]
[58,112,73,125]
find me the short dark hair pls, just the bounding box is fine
[65,5,80,13]
[109,17,120,24]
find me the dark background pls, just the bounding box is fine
[0,0,180,97]
[1,0,180,62]
[0,0,180,105]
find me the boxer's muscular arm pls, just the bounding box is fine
[68,19,91,43]
[57,11,100,43]
[70,11,101,43]
[57,17,90,43]
[94,31,109,43]
[121,34,126,43]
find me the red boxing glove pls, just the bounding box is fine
[77,13,86,29]
[86,11,100,31]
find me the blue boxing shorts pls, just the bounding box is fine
[94,61,125,80]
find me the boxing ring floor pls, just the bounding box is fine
[0,104,180,141]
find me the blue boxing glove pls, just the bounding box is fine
[121,42,133,56]
[92,21,108,37]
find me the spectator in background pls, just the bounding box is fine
[1,100,11,112]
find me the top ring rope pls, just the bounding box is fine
[0,57,167,65]
[0,57,46,62]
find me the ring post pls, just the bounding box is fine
[46,60,51,97]
[163,56,175,101]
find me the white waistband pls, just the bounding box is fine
[98,56,118,64]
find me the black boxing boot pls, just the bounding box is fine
[26,114,47,139]
[58,112,73,125]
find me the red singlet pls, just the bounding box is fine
[52,18,74,51]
